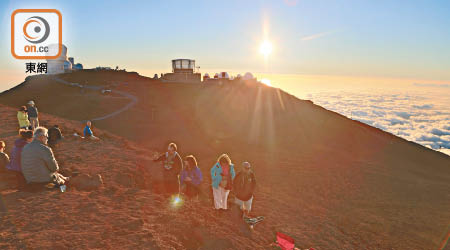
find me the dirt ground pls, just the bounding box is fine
[0,71,449,249]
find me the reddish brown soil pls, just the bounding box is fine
[0,71,449,249]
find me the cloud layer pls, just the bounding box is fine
[307,89,450,156]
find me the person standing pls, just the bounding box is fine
[17,106,31,129]
[154,143,183,195]
[180,155,203,198]
[211,154,236,210]
[27,101,39,130]
[233,162,257,218]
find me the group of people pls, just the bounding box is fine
[2,100,100,188]
[17,100,98,142]
[16,100,65,148]
[1,127,68,188]
[9,101,256,217]
[154,143,257,217]
[17,100,39,130]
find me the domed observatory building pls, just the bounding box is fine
[46,44,72,74]
[161,59,201,83]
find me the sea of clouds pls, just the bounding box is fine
[306,85,450,156]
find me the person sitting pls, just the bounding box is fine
[211,154,236,210]
[0,141,10,172]
[5,130,33,187]
[83,121,99,140]
[153,142,182,195]
[48,125,63,148]
[17,106,31,130]
[233,162,257,218]
[21,127,68,186]
[180,155,203,198]
[27,100,39,130]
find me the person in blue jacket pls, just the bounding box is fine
[180,155,203,198]
[210,154,236,210]
[83,121,99,140]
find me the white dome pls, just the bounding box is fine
[46,44,68,61]
[243,72,254,80]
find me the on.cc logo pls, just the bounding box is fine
[23,16,50,44]
[11,9,62,60]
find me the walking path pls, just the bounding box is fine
[53,77,138,121]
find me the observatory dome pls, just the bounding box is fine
[243,72,254,80]
[46,44,72,74]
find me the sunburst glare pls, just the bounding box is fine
[259,40,273,57]
[261,78,272,86]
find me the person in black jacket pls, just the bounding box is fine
[48,125,63,149]
[233,162,256,218]
[153,142,183,195]
[27,101,39,130]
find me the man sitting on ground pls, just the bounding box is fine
[48,125,63,148]
[83,121,99,140]
[0,141,10,171]
[21,127,68,186]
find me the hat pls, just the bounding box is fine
[28,100,35,105]
[19,106,27,112]
[242,162,251,169]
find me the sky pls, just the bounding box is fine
[0,0,449,154]
[1,0,450,90]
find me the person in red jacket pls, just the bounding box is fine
[233,162,256,218]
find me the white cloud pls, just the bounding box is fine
[353,111,369,117]
[300,30,339,41]
[394,111,412,119]
[388,118,406,125]
[413,83,450,88]
[307,89,450,155]
[431,128,450,136]
[355,118,374,125]
[417,135,442,143]
[413,104,434,109]
[372,110,386,117]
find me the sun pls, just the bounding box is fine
[260,78,272,86]
[259,40,273,57]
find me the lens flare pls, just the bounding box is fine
[170,195,183,208]
[261,78,272,86]
[259,40,272,57]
